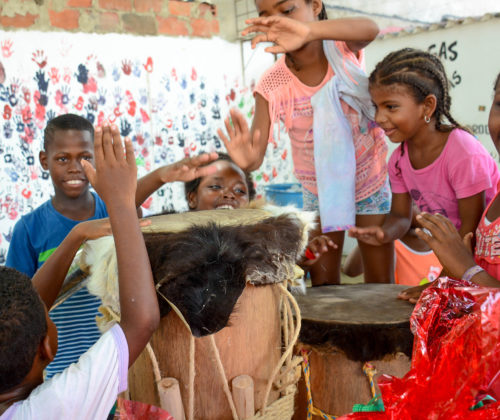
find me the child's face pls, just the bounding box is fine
[489,81,500,155]
[255,0,320,21]
[39,129,94,200]
[369,83,428,144]
[188,161,250,211]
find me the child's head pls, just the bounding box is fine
[369,48,461,137]
[0,267,56,393]
[40,114,95,200]
[255,0,327,21]
[185,153,256,211]
[489,72,500,154]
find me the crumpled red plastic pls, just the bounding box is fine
[339,278,500,419]
[114,398,174,420]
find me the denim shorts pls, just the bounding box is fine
[303,178,391,215]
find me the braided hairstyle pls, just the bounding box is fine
[369,48,464,132]
[370,48,465,174]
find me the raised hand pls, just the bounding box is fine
[242,16,312,53]
[217,108,261,171]
[81,124,137,209]
[348,226,387,246]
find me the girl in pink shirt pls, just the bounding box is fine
[408,73,500,296]
[218,0,393,286]
[350,50,500,298]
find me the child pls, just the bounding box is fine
[0,125,160,419]
[218,0,393,285]
[350,49,500,292]
[136,152,256,212]
[400,72,500,301]
[6,114,108,379]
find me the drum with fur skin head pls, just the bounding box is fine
[293,284,414,419]
[81,206,314,420]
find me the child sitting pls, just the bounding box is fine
[402,72,500,300]
[0,124,160,419]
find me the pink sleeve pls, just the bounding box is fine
[449,153,495,199]
[447,130,496,199]
[388,146,408,193]
[334,41,365,70]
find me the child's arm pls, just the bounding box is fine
[242,16,379,55]
[135,152,219,208]
[31,219,112,309]
[218,103,270,172]
[415,212,500,287]
[348,193,412,246]
[82,124,159,366]
[457,192,485,238]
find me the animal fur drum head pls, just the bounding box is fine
[80,205,314,337]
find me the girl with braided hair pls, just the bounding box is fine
[349,49,500,300]
[219,0,394,285]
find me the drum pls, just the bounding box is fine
[293,284,414,419]
[81,206,314,420]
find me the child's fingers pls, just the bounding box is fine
[264,45,285,54]
[217,128,231,148]
[93,126,104,165]
[110,125,125,162]
[414,227,434,247]
[224,116,235,139]
[231,109,248,138]
[416,214,443,239]
[139,219,152,228]
[124,138,136,168]
[81,160,96,187]
[251,34,271,49]
[433,213,457,234]
[101,124,114,160]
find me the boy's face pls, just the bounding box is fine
[39,129,94,200]
[490,83,500,156]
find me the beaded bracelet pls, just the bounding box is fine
[461,265,485,282]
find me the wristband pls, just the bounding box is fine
[461,265,485,282]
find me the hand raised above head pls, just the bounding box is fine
[242,16,312,54]
[81,124,137,210]
[162,152,219,183]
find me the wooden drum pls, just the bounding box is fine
[293,284,414,419]
[81,207,314,420]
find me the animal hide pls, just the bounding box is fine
[82,205,314,337]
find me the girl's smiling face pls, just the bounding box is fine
[369,83,431,144]
[187,160,250,211]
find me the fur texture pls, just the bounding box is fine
[83,207,313,337]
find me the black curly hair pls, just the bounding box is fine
[184,153,256,208]
[0,267,47,393]
[44,113,94,151]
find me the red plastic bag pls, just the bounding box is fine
[339,278,500,419]
[113,398,174,420]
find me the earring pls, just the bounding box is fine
[424,115,431,124]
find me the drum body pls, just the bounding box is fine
[128,283,282,420]
[293,284,414,419]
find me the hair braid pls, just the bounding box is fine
[369,48,468,133]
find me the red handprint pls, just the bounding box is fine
[31,50,47,68]
[1,40,13,58]
[143,57,153,73]
[122,60,132,75]
[49,67,60,84]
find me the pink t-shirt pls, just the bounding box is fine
[389,128,500,230]
[475,190,500,281]
[255,41,388,200]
